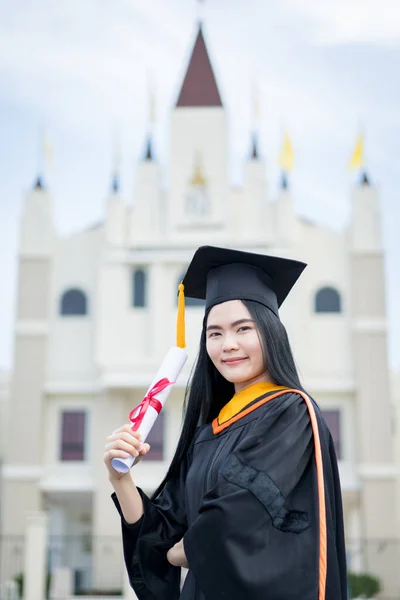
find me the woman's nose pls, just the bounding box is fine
[222,332,239,351]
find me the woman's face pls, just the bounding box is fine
[206,299,269,393]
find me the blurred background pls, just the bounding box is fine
[0,1,399,599]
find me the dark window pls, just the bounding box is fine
[133,269,147,307]
[315,287,341,313]
[60,289,88,316]
[322,409,342,459]
[145,411,164,461]
[60,411,86,461]
[177,272,206,307]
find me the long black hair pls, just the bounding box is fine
[151,299,306,500]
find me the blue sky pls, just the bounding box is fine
[0,0,399,370]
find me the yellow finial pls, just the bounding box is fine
[348,133,364,170]
[176,282,186,348]
[190,152,207,186]
[278,133,294,172]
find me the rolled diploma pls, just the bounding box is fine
[111,346,188,473]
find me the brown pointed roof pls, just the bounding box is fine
[176,24,223,108]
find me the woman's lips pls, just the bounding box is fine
[222,357,248,365]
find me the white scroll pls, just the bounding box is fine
[111,346,188,473]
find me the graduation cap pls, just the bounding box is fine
[176,246,307,347]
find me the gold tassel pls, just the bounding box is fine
[176,282,186,348]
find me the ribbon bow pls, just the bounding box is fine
[129,378,175,431]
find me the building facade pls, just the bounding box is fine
[1,23,399,597]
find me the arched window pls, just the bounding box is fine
[315,287,341,313]
[60,289,88,316]
[133,269,147,308]
[177,272,206,307]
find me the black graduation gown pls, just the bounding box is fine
[112,390,348,599]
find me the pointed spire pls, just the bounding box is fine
[33,176,44,190]
[250,133,259,160]
[280,172,289,190]
[143,135,153,161]
[111,173,120,193]
[360,170,370,186]
[111,127,122,191]
[176,24,222,107]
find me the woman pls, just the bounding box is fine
[104,246,348,600]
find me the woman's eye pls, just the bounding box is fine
[208,332,221,338]
[238,326,251,332]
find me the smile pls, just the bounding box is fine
[222,358,248,365]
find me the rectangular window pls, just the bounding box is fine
[132,269,147,308]
[145,411,164,461]
[60,411,86,461]
[322,409,342,460]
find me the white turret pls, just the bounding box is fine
[348,170,400,595]
[350,172,382,253]
[238,133,271,245]
[168,24,229,243]
[128,135,162,246]
[20,177,54,257]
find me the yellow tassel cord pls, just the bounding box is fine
[176,283,186,348]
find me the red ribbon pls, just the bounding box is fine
[128,378,175,431]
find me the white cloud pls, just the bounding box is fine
[280,0,400,45]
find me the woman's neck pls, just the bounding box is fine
[234,372,273,395]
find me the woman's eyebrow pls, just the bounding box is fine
[206,318,254,331]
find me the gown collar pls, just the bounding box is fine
[218,381,288,425]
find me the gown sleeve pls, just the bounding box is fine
[183,392,328,600]
[112,450,190,600]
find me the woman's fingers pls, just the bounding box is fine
[104,424,151,474]
[104,438,140,457]
[138,443,151,457]
[105,427,143,454]
[166,539,189,568]
[133,443,151,465]
[107,425,141,442]
[104,448,131,460]
[104,428,150,459]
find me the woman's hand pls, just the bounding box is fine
[166,539,189,568]
[104,424,151,481]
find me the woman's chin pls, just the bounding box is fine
[221,368,253,384]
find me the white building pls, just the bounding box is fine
[1,22,399,597]
[0,370,10,461]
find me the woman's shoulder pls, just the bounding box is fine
[254,388,309,417]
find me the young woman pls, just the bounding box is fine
[104,246,348,600]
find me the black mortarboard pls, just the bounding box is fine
[182,246,307,319]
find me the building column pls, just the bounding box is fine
[1,182,53,537]
[349,180,400,597]
[24,511,48,600]
[91,390,128,592]
[346,504,363,573]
